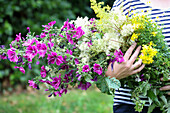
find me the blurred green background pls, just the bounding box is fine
[0,0,115,112]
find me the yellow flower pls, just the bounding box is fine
[151,32,157,37]
[131,33,140,41]
[139,43,157,64]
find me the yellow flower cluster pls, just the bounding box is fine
[131,14,148,30]
[90,0,111,19]
[131,33,140,41]
[139,42,157,64]
[90,0,113,32]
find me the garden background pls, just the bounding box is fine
[0,0,116,113]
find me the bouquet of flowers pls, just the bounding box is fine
[0,0,169,112]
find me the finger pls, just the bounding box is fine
[168,92,170,95]
[129,46,141,64]
[160,85,170,91]
[131,64,145,75]
[124,43,137,61]
[132,58,142,70]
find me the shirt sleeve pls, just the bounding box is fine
[112,0,124,9]
[112,0,132,16]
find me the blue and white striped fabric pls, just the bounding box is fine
[112,0,170,106]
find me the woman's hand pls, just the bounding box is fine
[105,43,145,80]
[160,77,170,95]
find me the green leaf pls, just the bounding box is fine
[160,95,167,105]
[96,76,111,95]
[147,103,156,113]
[147,90,160,106]
[105,77,121,89]
[85,75,93,83]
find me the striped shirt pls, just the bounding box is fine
[112,0,170,106]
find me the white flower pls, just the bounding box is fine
[79,42,89,52]
[82,57,89,64]
[72,16,91,36]
[120,24,134,36]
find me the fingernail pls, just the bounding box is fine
[159,88,162,90]
[132,42,136,46]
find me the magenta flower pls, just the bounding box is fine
[114,49,124,63]
[40,65,47,78]
[59,34,64,38]
[42,24,50,31]
[72,27,85,39]
[15,33,21,42]
[61,19,72,31]
[66,33,74,44]
[82,65,90,72]
[49,33,55,37]
[54,88,67,97]
[27,27,30,33]
[87,41,92,47]
[22,38,36,46]
[76,74,82,81]
[89,18,96,24]
[74,58,79,64]
[7,50,18,62]
[78,82,91,90]
[93,63,102,75]
[0,53,7,60]
[37,43,47,58]
[40,32,46,38]
[23,55,32,62]
[26,45,38,59]
[28,80,38,89]
[47,52,63,65]
[66,49,72,55]
[48,21,56,26]
[14,66,25,74]
[51,74,61,90]
[48,42,54,50]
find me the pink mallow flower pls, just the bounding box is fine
[7,50,18,62]
[40,65,47,78]
[28,80,38,89]
[78,82,91,90]
[82,65,90,72]
[22,38,36,46]
[93,63,102,75]
[37,43,47,58]
[47,52,63,65]
[15,33,21,42]
[66,49,72,55]
[40,32,46,38]
[14,66,25,74]
[0,53,7,60]
[51,74,61,90]
[48,21,56,26]
[74,58,79,64]
[25,45,38,59]
[114,49,124,63]
[27,27,30,33]
[72,27,85,39]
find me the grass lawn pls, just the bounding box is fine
[0,86,113,113]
